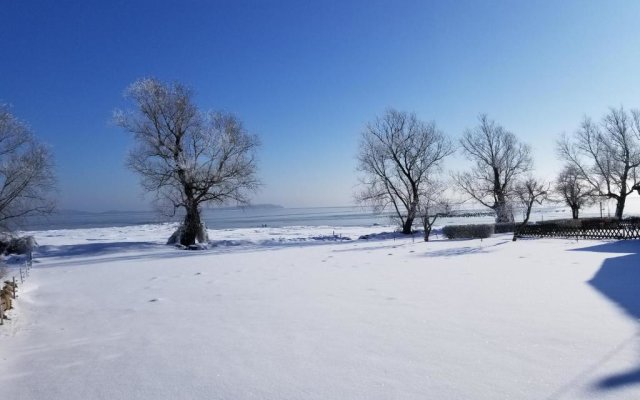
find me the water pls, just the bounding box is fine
[21,206,397,231]
[19,197,640,232]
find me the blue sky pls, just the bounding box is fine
[1,0,640,211]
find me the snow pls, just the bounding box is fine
[1,224,639,399]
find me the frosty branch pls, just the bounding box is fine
[356,109,454,234]
[115,78,260,246]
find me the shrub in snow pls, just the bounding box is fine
[494,222,516,234]
[442,224,494,239]
[0,232,12,254]
[533,217,625,230]
[0,234,37,255]
[6,236,37,255]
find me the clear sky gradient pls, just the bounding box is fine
[2,0,640,211]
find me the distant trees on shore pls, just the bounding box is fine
[115,78,260,247]
[356,110,544,233]
[557,107,640,220]
[553,165,596,219]
[357,105,640,234]
[6,80,640,241]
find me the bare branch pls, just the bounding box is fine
[0,104,56,230]
[558,107,640,219]
[454,115,532,222]
[356,108,454,234]
[115,78,260,246]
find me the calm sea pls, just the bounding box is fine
[20,198,637,232]
[20,207,399,231]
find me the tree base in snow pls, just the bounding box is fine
[167,222,209,248]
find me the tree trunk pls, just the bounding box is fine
[423,215,437,242]
[513,199,534,242]
[181,205,202,246]
[402,200,418,234]
[571,206,579,219]
[495,200,513,223]
[402,216,414,234]
[614,196,626,220]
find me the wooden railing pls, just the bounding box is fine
[516,218,640,240]
[0,257,32,325]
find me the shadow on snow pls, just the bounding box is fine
[37,242,161,259]
[573,240,640,391]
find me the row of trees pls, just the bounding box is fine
[356,107,640,238]
[4,78,638,247]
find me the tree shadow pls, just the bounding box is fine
[424,246,485,257]
[37,242,162,259]
[31,237,384,269]
[573,240,640,391]
[422,239,509,257]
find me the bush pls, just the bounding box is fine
[442,224,494,239]
[494,222,516,234]
[532,217,628,230]
[6,236,37,255]
[0,234,37,255]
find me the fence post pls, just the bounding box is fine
[0,296,4,325]
[12,277,16,299]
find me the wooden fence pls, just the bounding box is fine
[0,257,31,325]
[517,219,640,240]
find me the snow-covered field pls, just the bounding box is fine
[1,224,639,399]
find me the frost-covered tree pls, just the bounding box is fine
[357,109,454,234]
[418,181,451,241]
[557,107,640,220]
[512,177,548,241]
[115,78,260,247]
[0,104,55,229]
[554,164,596,219]
[454,115,532,223]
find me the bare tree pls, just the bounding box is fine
[454,115,532,223]
[115,78,260,247]
[0,105,55,229]
[553,164,596,219]
[512,177,548,241]
[357,109,454,234]
[418,181,451,241]
[558,107,640,220]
